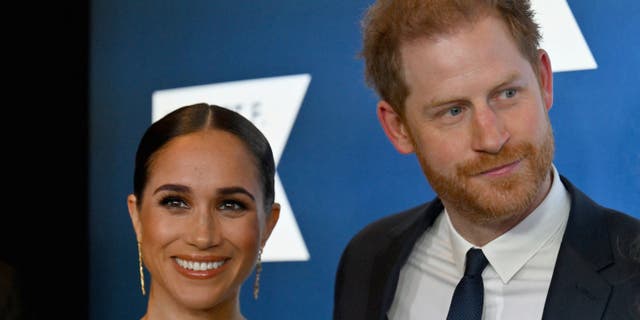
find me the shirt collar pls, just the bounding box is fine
[445,164,571,283]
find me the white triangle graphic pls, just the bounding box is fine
[152,74,311,262]
[532,0,597,72]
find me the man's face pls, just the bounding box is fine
[384,14,555,223]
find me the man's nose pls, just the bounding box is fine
[470,104,510,154]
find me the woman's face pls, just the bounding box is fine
[128,129,278,313]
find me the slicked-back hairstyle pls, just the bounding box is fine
[361,0,541,116]
[132,103,276,211]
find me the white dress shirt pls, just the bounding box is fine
[388,165,571,320]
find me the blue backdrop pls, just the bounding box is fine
[90,1,639,319]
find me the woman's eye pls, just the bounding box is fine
[218,200,246,211]
[161,197,189,209]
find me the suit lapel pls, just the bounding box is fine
[363,176,617,319]
[368,200,444,319]
[542,177,613,319]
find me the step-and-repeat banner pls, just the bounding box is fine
[90,1,639,318]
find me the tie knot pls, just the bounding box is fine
[464,248,488,276]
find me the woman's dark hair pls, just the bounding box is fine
[132,103,276,210]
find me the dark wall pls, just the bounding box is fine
[1,2,88,319]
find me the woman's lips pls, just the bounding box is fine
[172,256,230,279]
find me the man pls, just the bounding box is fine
[333,1,640,319]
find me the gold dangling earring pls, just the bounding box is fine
[138,241,146,296]
[253,248,262,300]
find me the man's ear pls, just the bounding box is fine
[127,194,142,242]
[537,49,554,111]
[377,100,415,154]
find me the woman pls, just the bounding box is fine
[127,103,280,320]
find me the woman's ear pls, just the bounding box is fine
[260,203,280,248]
[127,194,142,242]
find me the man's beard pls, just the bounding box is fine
[418,124,555,224]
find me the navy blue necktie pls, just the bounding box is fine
[446,248,489,320]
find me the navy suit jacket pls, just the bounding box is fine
[334,176,640,320]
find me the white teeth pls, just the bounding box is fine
[175,258,225,271]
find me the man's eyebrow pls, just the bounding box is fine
[425,73,523,108]
[492,73,521,90]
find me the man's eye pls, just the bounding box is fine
[503,88,517,98]
[448,106,463,116]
